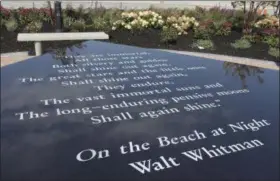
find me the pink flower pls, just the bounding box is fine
[0,5,11,17]
[223,22,232,28]
[19,8,32,16]
[199,19,214,28]
[262,28,279,36]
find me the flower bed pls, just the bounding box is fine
[1,5,279,61]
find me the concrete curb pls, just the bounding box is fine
[1,52,35,67]
[1,51,29,57]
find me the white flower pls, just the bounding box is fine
[194,22,199,27]
[143,11,149,16]
[125,24,132,29]
[128,12,136,18]
[131,20,137,25]
[158,20,164,25]
[112,26,116,30]
[141,20,149,27]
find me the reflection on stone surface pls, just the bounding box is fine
[51,43,86,65]
[223,62,264,89]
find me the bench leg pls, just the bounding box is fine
[34,42,42,56]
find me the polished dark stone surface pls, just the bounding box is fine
[1,41,279,181]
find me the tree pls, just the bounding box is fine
[223,62,264,89]
[231,1,273,32]
[270,1,280,16]
[46,1,54,24]
[231,1,246,13]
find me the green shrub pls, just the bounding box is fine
[98,9,123,32]
[194,28,211,39]
[152,7,183,19]
[194,6,206,15]
[75,5,85,19]
[204,7,227,21]
[268,47,280,58]
[194,21,215,40]
[195,18,232,38]
[214,21,232,36]
[182,8,202,20]
[5,18,18,32]
[242,34,262,43]
[103,8,122,24]
[90,17,110,31]
[191,39,214,50]
[0,6,11,21]
[263,36,279,48]
[63,4,76,19]
[24,21,43,33]
[229,10,245,30]
[63,16,75,29]
[86,7,107,20]
[1,19,5,28]
[84,7,113,26]
[17,8,52,27]
[231,39,252,49]
[160,27,178,43]
[71,19,85,32]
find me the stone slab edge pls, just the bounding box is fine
[160,49,279,71]
[1,50,279,70]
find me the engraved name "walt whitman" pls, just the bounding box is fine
[129,139,264,174]
[128,119,271,174]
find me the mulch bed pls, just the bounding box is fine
[109,29,278,62]
[1,27,279,62]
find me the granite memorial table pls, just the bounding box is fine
[1,41,279,181]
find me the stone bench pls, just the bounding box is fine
[17,32,109,56]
